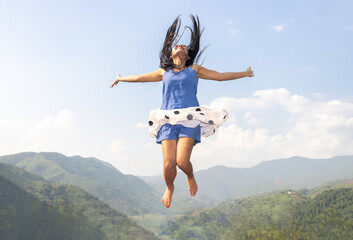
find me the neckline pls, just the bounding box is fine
[171,67,189,73]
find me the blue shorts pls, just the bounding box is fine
[156,124,201,145]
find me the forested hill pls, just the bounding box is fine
[159,180,353,240]
[0,163,159,240]
[0,175,105,240]
[0,152,163,215]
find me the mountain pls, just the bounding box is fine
[0,175,105,240]
[0,152,164,215]
[141,155,353,206]
[159,180,353,240]
[0,163,159,240]
[2,152,352,216]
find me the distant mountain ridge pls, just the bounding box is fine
[142,155,353,206]
[0,152,164,215]
[1,152,352,213]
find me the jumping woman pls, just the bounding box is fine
[110,15,254,208]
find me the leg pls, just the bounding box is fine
[176,137,198,196]
[161,139,177,208]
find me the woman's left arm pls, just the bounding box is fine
[193,65,254,81]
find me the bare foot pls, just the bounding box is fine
[161,185,174,208]
[187,176,198,196]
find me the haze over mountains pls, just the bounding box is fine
[0,152,164,215]
[1,153,353,212]
[142,155,353,207]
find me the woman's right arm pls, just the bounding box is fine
[110,69,165,88]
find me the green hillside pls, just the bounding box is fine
[159,182,353,240]
[0,175,105,240]
[0,163,159,240]
[0,152,163,215]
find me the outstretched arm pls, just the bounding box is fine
[110,69,165,88]
[193,65,254,81]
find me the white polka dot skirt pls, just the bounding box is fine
[148,106,228,138]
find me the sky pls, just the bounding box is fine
[1,0,353,176]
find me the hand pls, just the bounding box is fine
[110,74,121,88]
[246,67,254,77]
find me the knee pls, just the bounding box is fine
[176,157,189,171]
[163,159,177,173]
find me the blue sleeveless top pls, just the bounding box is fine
[161,67,200,110]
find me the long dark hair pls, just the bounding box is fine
[159,15,207,70]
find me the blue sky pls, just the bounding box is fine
[1,0,353,175]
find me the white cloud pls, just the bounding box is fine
[23,109,75,144]
[243,112,261,125]
[271,19,294,32]
[0,109,76,156]
[209,95,269,111]
[227,19,233,25]
[257,89,310,114]
[273,24,285,32]
[192,89,353,170]
[2,90,353,176]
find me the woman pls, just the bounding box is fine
[110,15,254,208]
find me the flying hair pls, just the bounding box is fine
[159,15,207,70]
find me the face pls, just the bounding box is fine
[171,44,189,59]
